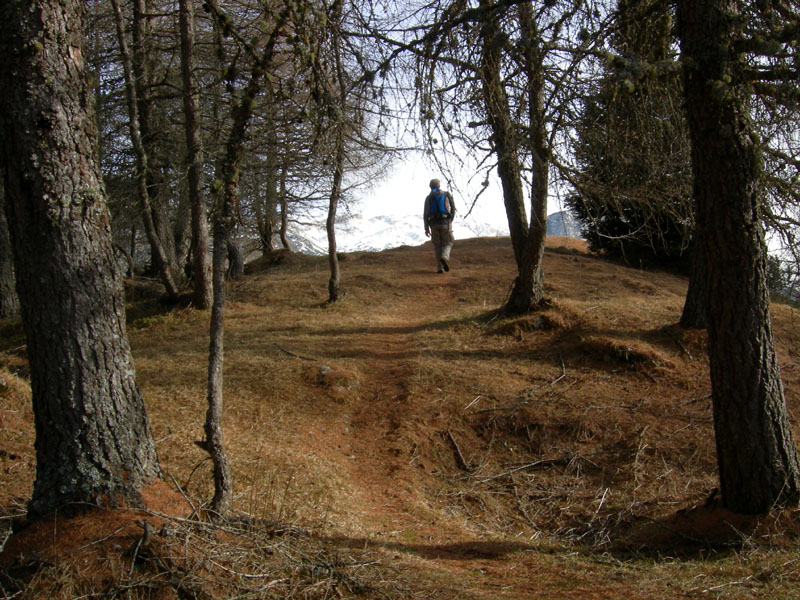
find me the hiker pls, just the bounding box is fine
[423,178,456,273]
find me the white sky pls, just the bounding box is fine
[356,156,564,233]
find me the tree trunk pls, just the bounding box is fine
[254,170,278,254]
[326,144,343,303]
[519,1,548,311]
[225,237,244,280]
[679,239,707,329]
[0,188,20,319]
[677,0,800,514]
[479,0,545,314]
[0,0,161,519]
[179,0,212,309]
[110,0,180,300]
[206,217,233,517]
[279,165,292,251]
[326,0,347,304]
[133,0,182,281]
[200,1,289,516]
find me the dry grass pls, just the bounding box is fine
[1,236,800,598]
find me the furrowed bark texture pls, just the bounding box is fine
[0,0,161,518]
[0,190,20,319]
[679,238,708,329]
[677,0,800,513]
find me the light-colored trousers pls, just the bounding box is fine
[430,221,454,268]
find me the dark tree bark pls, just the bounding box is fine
[518,1,548,310]
[0,0,161,519]
[679,239,707,329]
[326,133,344,303]
[677,0,800,514]
[179,0,212,309]
[479,0,546,314]
[225,238,244,280]
[254,152,279,254]
[0,188,20,319]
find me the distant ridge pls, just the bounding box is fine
[546,210,582,238]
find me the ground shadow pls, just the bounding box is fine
[323,535,535,561]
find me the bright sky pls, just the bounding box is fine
[360,154,563,233]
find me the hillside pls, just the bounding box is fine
[1,236,800,598]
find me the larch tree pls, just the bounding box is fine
[179,0,213,309]
[0,0,161,519]
[201,0,291,517]
[410,0,605,314]
[110,0,182,299]
[676,0,800,514]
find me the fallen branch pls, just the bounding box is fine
[475,457,570,484]
[444,430,471,472]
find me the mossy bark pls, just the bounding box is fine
[0,0,161,519]
[677,0,800,513]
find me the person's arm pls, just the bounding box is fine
[446,192,456,219]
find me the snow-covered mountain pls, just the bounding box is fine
[287,213,509,255]
[284,209,579,256]
[546,210,582,238]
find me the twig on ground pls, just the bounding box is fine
[475,457,570,484]
[168,472,199,517]
[275,344,316,361]
[445,430,471,472]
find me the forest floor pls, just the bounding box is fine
[2,236,800,598]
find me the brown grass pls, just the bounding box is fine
[1,236,800,598]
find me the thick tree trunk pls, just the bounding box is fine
[111,0,180,299]
[519,1,548,311]
[225,237,244,280]
[179,0,212,309]
[679,239,707,329]
[0,189,20,319]
[479,0,545,314]
[0,0,161,519]
[677,0,800,514]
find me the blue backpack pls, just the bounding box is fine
[429,191,450,218]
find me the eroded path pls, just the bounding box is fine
[322,245,474,538]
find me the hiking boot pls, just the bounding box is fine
[440,257,450,272]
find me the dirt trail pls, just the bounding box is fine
[334,246,469,539]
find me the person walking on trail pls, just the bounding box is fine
[424,178,456,273]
